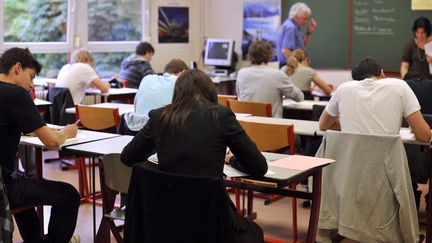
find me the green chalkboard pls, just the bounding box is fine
[282,0,350,69]
[282,0,432,72]
[352,0,431,71]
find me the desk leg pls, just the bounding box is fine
[93,157,97,242]
[247,190,253,219]
[427,157,432,243]
[35,147,44,235]
[306,169,322,243]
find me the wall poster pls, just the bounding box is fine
[242,0,281,60]
[158,6,189,43]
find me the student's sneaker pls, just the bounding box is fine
[69,234,81,243]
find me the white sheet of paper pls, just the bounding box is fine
[145,152,276,177]
[399,129,416,141]
[223,165,248,177]
[147,154,159,164]
[223,164,274,177]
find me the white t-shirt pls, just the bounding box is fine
[325,78,420,135]
[56,63,99,104]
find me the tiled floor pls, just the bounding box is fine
[12,151,429,242]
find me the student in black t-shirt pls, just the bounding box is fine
[0,48,80,243]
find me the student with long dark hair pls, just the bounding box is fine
[401,17,432,79]
[121,69,267,242]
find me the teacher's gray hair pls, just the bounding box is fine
[288,2,311,19]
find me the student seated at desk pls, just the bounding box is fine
[0,48,80,243]
[236,40,303,118]
[121,69,267,242]
[318,57,431,243]
[319,57,430,143]
[56,48,109,104]
[281,49,333,100]
[123,59,188,132]
[119,42,155,89]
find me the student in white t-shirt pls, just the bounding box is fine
[319,57,431,143]
[56,48,110,104]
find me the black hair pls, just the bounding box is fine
[351,57,382,81]
[412,17,431,36]
[135,42,155,55]
[0,47,42,75]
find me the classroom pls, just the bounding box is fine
[1,0,432,243]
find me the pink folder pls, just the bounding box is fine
[269,155,334,171]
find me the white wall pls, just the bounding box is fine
[149,0,254,73]
[149,0,204,72]
[203,0,251,69]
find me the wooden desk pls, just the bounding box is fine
[283,100,328,111]
[66,135,328,243]
[86,87,138,103]
[66,135,134,242]
[283,100,328,120]
[237,116,323,136]
[226,152,330,243]
[34,98,52,113]
[66,135,134,156]
[19,128,119,235]
[65,103,134,115]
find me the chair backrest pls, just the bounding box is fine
[124,163,234,243]
[239,120,295,154]
[75,104,120,132]
[101,154,132,193]
[44,87,76,125]
[227,99,272,117]
[217,94,237,107]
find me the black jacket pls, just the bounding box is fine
[121,104,267,178]
[43,87,76,126]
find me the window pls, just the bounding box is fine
[1,0,146,78]
[33,53,68,78]
[4,0,68,42]
[87,0,141,42]
[92,52,130,78]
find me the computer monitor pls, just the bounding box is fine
[204,38,234,67]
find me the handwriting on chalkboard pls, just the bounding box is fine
[353,0,395,36]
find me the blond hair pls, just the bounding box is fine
[285,49,308,76]
[71,48,93,64]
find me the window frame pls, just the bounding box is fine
[0,0,148,55]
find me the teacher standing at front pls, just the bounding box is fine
[400,17,432,79]
[277,2,317,67]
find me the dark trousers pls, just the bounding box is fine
[6,176,80,243]
[17,145,36,176]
